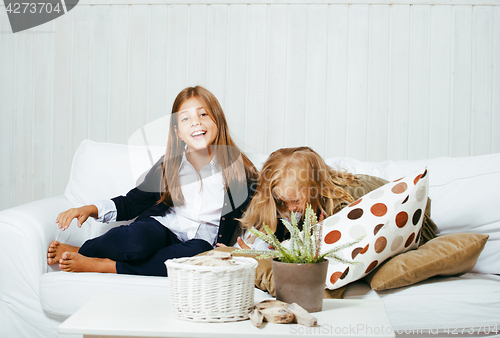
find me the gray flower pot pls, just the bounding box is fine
[272,258,329,313]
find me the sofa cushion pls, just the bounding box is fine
[322,167,428,289]
[344,273,500,332]
[326,152,500,275]
[366,233,489,290]
[39,272,171,317]
[39,271,273,318]
[65,140,165,207]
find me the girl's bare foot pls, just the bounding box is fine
[59,252,117,273]
[47,241,80,265]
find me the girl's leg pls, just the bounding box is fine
[79,217,178,262]
[116,239,213,276]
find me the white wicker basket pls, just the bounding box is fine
[165,256,258,322]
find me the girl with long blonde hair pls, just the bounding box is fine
[238,147,436,249]
[47,86,258,276]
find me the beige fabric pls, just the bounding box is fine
[196,247,275,296]
[323,286,346,299]
[365,233,489,290]
[197,247,346,298]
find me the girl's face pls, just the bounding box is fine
[175,97,217,153]
[273,181,308,215]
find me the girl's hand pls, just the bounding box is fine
[216,237,251,249]
[56,205,98,231]
[236,236,251,250]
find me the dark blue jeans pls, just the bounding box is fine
[78,217,213,276]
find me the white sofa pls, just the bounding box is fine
[1,140,499,338]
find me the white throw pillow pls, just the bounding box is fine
[65,140,165,207]
[322,167,429,289]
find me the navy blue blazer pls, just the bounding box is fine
[111,156,257,246]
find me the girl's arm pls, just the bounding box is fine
[111,157,165,221]
[56,204,98,231]
[111,187,161,221]
[93,199,117,223]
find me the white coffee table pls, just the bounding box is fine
[59,294,395,338]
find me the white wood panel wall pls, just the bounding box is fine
[1,1,499,211]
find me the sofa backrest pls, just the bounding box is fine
[65,140,500,274]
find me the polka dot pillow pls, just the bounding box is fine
[322,167,429,290]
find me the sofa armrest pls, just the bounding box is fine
[0,195,95,338]
[0,196,74,274]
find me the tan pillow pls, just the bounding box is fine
[366,233,489,290]
[196,247,345,299]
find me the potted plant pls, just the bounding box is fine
[236,204,363,312]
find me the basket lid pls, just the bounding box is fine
[165,256,257,272]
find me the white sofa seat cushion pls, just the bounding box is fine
[345,273,500,332]
[39,272,274,319]
[40,272,171,317]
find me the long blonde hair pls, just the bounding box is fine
[158,86,257,206]
[239,147,358,232]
